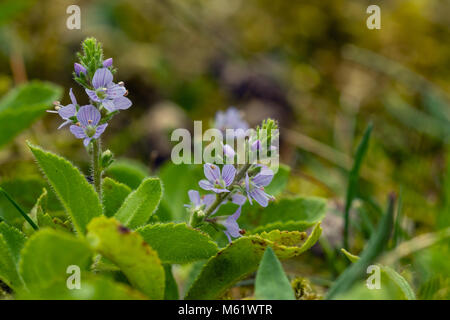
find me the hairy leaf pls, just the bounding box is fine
[28,143,102,234]
[254,247,295,300]
[242,196,327,233]
[19,229,92,291]
[0,223,27,289]
[0,81,61,148]
[137,223,219,264]
[86,217,165,299]
[104,159,148,189]
[114,177,162,229]
[102,177,131,217]
[185,223,321,299]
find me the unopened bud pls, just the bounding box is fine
[101,149,114,169]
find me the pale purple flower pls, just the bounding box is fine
[245,166,274,207]
[199,163,236,193]
[69,105,108,147]
[85,68,132,112]
[251,139,261,152]
[103,58,113,68]
[221,207,242,242]
[223,144,236,158]
[215,107,249,132]
[47,88,78,129]
[74,63,87,76]
[184,190,215,210]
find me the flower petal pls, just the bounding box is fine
[102,99,116,112]
[252,167,274,187]
[112,96,132,110]
[58,104,76,120]
[231,193,246,206]
[77,105,101,127]
[222,207,241,238]
[69,88,77,106]
[222,164,236,186]
[57,120,72,130]
[93,123,108,139]
[203,194,216,207]
[69,125,86,139]
[250,188,269,207]
[188,190,201,206]
[199,179,214,191]
[204,163,220,183]
[85,89,101,102]
[106,84,126,99]
[223,144,236,158]
[83,137,92,147]
[92,68,113,89]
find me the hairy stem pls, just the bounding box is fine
[92,139,102,198]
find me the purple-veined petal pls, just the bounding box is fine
[69,88,77,106]
[231,193,246,206]
[58,104,76,120]
[83,137,92,147]
[77,105,101,127]
[85,89,101,102]
[112,96,132,110]
[222,165,236,186]
[102,99,116,112]
[222,207,241,239]
[245,173,250,194]
[70,125,86,139]
[204,163,220,183]
[103,58,113,67]
[93,123,108,139]
[211,187,230,194]
[74,63,86,76]
[252,167,274,187]
[92,68,113,89]
[57,120,72,130]
[188,190,201,206]
[250,188,269,207]
[106,83,126,99]
[199,179,214,191]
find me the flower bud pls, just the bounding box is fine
[74,63,87,76]
[103,58,113,68]
[101,149,114,169]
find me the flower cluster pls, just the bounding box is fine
[186,108,277,242]
[47,38,131,146]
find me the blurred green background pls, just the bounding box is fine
[0,0,449,299]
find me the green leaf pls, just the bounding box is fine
[0,81,62,148]
[264,164,290,196]
[326,195,395,299]
[104,159,149,189]
[0,177,61,225]
[0,223,27,290]
[242,196,327,233]
[114,177,162,229]
[86,217,165,299]
[23,188,47,235]
[185,223,321,299]
[137,223,219,264]
[19,229,92,291]
[381,265,416,300]
[102,177,131,217]
[164,265,179,300]
[344,123,373,249]
[341,248,360,263]
[254,247,295,300]
[17,275,147,300]
[28,143,102,234]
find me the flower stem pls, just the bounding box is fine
[92,139,102,198]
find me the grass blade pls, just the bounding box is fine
[0,187,38,230]
[343,123,373,249]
